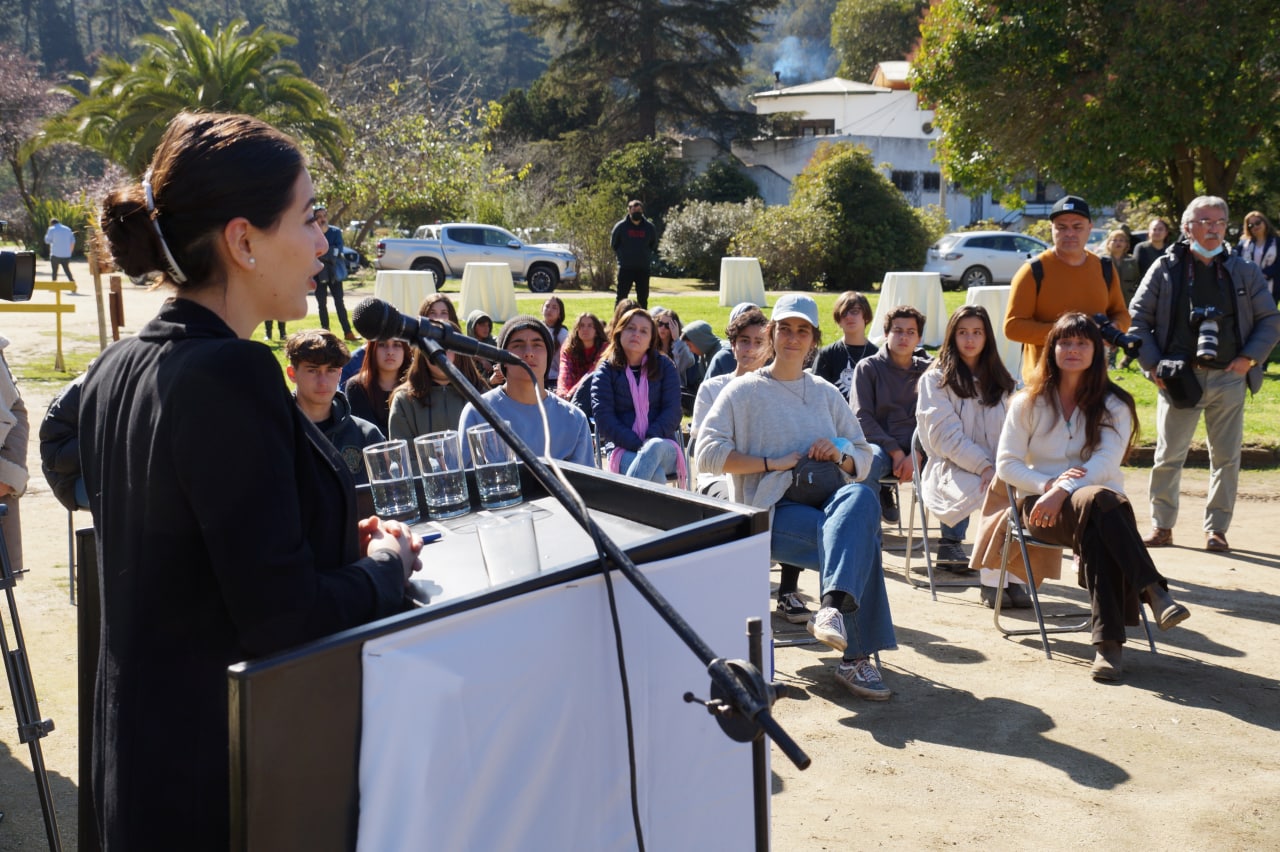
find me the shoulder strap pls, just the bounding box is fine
[1034,256,1114,296]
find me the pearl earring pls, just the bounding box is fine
[249,258,256,265]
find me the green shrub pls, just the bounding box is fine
[24,197,95,255]
[659,198,763,280]
[731,201,834,290]
[685,160,762,204]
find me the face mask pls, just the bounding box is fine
[630,211,643,221]
[1190,239,1224,258]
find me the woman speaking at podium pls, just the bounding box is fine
[82,112,419,848]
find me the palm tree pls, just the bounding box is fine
[40,10,349,174]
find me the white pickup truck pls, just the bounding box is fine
[375,223,577,293]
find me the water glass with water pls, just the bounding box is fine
[414,430,470,520]
[362,439,420,522]
[465,423,522,510]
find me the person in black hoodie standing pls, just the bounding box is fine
[610,199,657,308]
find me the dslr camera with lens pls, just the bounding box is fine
[1189,306,1224,363]
[1092,313,1142,357]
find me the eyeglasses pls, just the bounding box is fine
[1191,218,1227,228]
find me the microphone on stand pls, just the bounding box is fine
[351,297,523,368]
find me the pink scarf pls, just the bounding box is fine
[607,357,687,486]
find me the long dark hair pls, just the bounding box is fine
[564,312,605,372]
[354,338,411,391]
[397,320,488,401]
[1025,312,1138,461]
[602,308,663,380]
[935,305,1015,406]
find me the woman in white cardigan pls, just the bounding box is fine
[915,305,1025,606]
[996,313,1190,681]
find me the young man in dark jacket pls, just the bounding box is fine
[286,330,385,484]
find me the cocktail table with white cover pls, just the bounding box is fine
[459,262,519,323]
[965,285,1021,379]
[718,257,768,308]
[374,270,437,316]
[869,271,945,347]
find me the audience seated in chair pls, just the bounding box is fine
[851,305,932,524]
[696,294,896,701]
[459,315,594,466]
[915,305,1025,603]
[591,307,685,485]
[994,312,1190,681]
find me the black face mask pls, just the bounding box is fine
[630,210,643,221]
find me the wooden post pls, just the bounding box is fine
[109,275,123,341]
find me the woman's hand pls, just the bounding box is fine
[1029,489,1068,529]
[806,439,840,463]
[359,516,423,582]
[978,465,994,493]
[1053,467,1087,490]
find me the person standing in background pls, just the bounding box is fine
[1133,217,1173,279]
[0,335,27,575]
[1235,211,1279,304]
[610,200,657,308]
[314,204,356,341]
[44,218,76,291]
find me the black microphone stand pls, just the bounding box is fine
[415,335,809,846]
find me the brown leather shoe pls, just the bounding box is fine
[1206,532,1229,552]
[1143,527,1173,547]
[1145,583,1191,631]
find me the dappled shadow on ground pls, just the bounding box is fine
[790,660,1131,790]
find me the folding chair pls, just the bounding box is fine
[902,431,978,600]
[994,482,1156,660]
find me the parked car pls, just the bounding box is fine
[376,223,577,293]
[924,230,1049,290]
[1084,228,1110,253]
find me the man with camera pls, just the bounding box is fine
[1130,196,1280,552]
[1004,195,1131,383]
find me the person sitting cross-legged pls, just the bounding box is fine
[697,294,896,701]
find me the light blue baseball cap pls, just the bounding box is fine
[770,294,819,327]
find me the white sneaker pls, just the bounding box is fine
[806,606,847,652]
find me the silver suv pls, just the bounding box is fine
[924,230,1048,290]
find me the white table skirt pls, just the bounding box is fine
[870,271,946,347]
[374,270,437,317]
[460,262,519,322]
[718,257,767,308]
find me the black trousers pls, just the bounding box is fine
[1020,486,1164,644]
[315,274,351,334]
[616,266,650,309]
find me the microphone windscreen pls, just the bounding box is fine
[352,298,393,340]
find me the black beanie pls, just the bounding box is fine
[496,315,555,381]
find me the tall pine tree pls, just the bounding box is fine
[511,0,780,140]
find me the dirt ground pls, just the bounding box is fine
[0,267,1278,849]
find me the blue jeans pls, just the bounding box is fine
[940,517,969,541]
[771,483,896,659]
[619,438,676,484]
[862,445,893,485]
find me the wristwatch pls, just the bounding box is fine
[839,452,850,471]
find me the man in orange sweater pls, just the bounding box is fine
[1004,196,1131,381]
